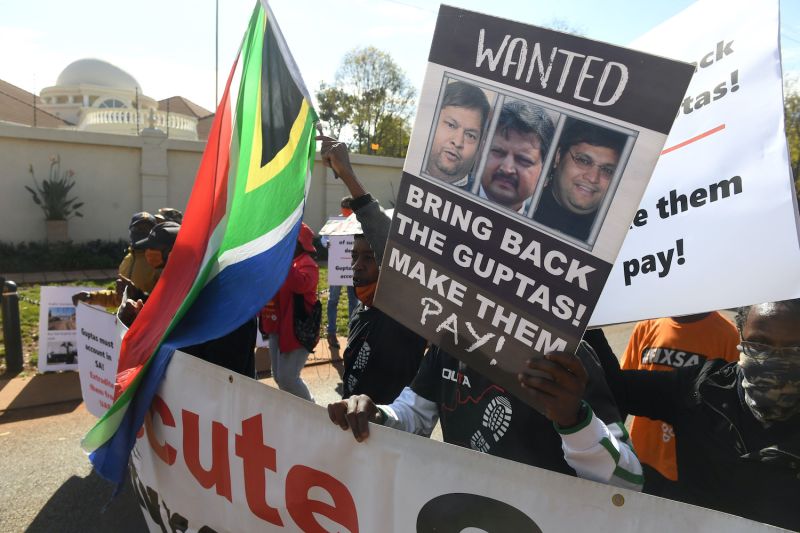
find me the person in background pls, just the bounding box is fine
[318,136,427,404]
[118,220,257,378]
[600,299,800,530]
[154,207,183,224]
[72,212,159,308]
[259,223,319,401]
[326,196,357,355]
[621,311,740,495]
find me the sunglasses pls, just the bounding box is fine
[738,341,800,357]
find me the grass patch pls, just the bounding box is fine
[1,266,352,373]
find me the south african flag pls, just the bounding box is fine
[82,0,318,485]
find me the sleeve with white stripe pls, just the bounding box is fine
[556,402,644,491]
[377,386,439,438]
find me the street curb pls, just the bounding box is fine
[0,372,83,414]
[0,335,346,417]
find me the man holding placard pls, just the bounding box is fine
[319,136,428,404]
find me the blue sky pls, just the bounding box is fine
[2,0,798,112]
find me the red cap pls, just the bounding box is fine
[298,222,316,253]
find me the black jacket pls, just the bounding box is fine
[342,304,426,404]
[410,340,624,476]
[606,357,800,530]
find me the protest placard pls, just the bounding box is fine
[328,235,354,286]
[318,214,360,236]
[591,0,800,325]
[130,352,780,532]
[76,303,121,417]
[37,285,95,372]
[373,6,694,403]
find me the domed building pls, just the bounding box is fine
[38,58,210,140]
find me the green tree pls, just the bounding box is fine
[372,115,412,158]
[316,83,354,141]
[316,46,415,157]
[784,86,800,195]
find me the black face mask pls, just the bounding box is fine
[739,347,800,425]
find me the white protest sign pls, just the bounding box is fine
[328,235,354,286]
[130,352,782,532]
[37,285,95,372]
[76,303,120,417]
[591,0,800,325]
[318,214,362,236]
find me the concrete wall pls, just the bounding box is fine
[0,124,404,243]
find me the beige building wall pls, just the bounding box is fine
[0,123,403,243]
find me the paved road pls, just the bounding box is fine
[0,324,636,533]
[0,403,145,533]
[0,360,354,533]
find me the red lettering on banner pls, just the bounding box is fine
[134,399,362,529]
[234,414,283,526]
[286,465,359,533]
[144,395,177,465]
[182,410,232,502]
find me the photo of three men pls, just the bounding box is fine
[422,78,632,245]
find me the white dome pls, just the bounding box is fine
[56,58,141,91]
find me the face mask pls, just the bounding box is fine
[739,348,800,425]
[355,282,377,307]
[145,249,165,269]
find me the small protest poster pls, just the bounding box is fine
[37,285,95,372]
[328,235,355,286]
[373,6,694,404]
[319,215,357,286]
[76,303,121,417]
[319,214,361,236]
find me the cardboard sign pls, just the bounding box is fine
[318,214,362,236]
[37,285,95,372]
[592,0,800,325]
[373,6,694,404]
[130,352,780,533]
[328,235,355,286]
[76,303,121,417]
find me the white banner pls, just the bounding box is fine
[37,285,94,372]
[130,352,781,532]
[328,235,354,286]
[76,303,120,417]
[591,0,800,325]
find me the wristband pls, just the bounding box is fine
[375,406,388,425]
[349,193,373,211]
[554,400,593,434]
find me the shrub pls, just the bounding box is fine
[0,240,129,273]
